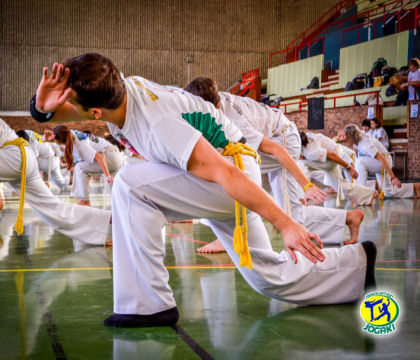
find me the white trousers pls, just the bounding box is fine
[71,146,124,200]
[111,157,366,315]
[355,155,413,198]
[0,145,111,244]
[305,160,376,205]
[38,155,67,189]
[259,127,347,244]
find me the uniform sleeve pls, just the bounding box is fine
[302,141,327,162]
[149,116,203,170]
[75,139,97,163]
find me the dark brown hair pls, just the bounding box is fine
[361,119,371,128]
[408,58,420,68]
[370,117,381,128]
[53,125,74,170]
[185,77,220,107]
[300,132,309,147]
[63,53,126,110]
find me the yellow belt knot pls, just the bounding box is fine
[2,138,29,234]
[221,142,259,269]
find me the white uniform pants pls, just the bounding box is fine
[355,155,413,198]
[0,145,111,244]
[259,126,347,244]
[71,146,124,200]
[38,155,67,189]
[305,160,376,205]
[111,157,366,315]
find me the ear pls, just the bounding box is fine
[90,108,102,120]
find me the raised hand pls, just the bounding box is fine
[280,221,325,264]
[43,129,55,142]
[36,63,72,112]
[303,185,326,205]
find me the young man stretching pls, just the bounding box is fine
[31,53,376,328]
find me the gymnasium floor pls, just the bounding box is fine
[0,182,419,360]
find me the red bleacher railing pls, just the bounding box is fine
[269,0,354,67]
[271,90,381,113]
[269,0,419,68]
[342,1,419,47]
[326,0,416,33]
[237,68,259,97]
[286,0,355,51]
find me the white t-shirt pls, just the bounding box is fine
[0,118,17,147]
[408,69,420,100]
[356,133,388,159]
[71,130,97,164]
[107,76,244,170]
[371,127,389,149]
[218,92,293,150]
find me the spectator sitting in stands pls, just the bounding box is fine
[370,118,389,150]
[361,119,372,135]
[401,58,420,100]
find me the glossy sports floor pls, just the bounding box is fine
[0,180,419,360]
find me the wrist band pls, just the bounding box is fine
[30,95,55,122]
[303,182,314,192]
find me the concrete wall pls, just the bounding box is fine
[0,0,339,110]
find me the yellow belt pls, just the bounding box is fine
[222,142,260,269]
[2,138,29,234]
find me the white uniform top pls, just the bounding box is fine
[0,118,17,147]
[85,133,111,153]
[371,127,389,149]
[363,129,373,136]
[107,76,244,171]
[408,69,420,100]
[356,133,388,159]
[301,132,338,163]
[26,130,54,158]
[218,92,293,150]
[50,142,63,157]
[71,130,98,164]
[337,143,356,164]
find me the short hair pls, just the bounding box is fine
[344,124,362,145]
[361,119,371,128]
[63,53,126,110]
[408,58,420,68]
[16,130,29,142]
[185,77,220,107]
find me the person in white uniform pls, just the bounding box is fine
[370,118,389,149]
[337,125,420,199]
[361,119,373,135]
[44,125,123,206]
[300,131,378,206]
[185,77,366,252]
[31,53,377,328]
[0,118,111,243]
[16,129,68,189]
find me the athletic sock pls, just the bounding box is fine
[361,241,377,291]
[104,307,179,328]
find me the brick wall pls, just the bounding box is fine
[287,105,369,137]
[2,116,109,137]
[408,101,420,179]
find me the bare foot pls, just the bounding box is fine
[368,191,379,206]
[343,209,364,245]
[196,239,226,253]
[105,240,113,246]
[414,183,420,199]
[78,200,91,206]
